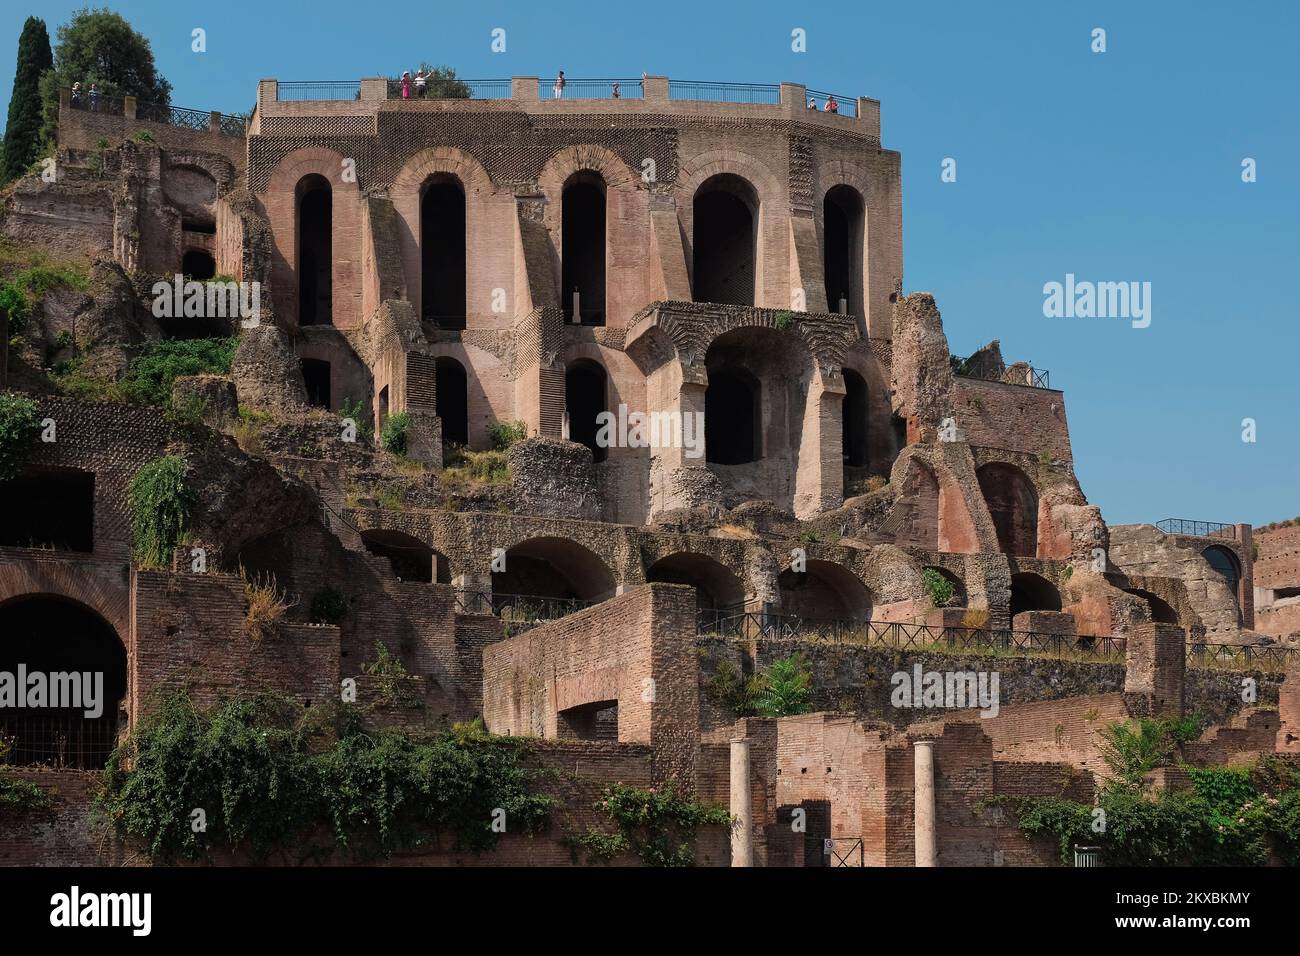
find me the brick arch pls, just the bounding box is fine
[840,344,893,476]
[263,147,362,330]
[166,152,236,191]
[676,149,786,308]
[539,145,650,328]
[427,341,505,450]
[817,157,893,338]
[392,148,500,328]
[0,558,130,644]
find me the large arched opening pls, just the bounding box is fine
[1010,572,1062,619]
[491,537,616,617]
[0,467,95,552]
[705,366,761,465]
[1124,587,1179,625]
[561,172,606,326]
[646,552,746,612]
[1202,546,1242,607]
[977,463,1039,557]
[693,174,757,306]
[360,529,450,584]
[435,357,469,448]
[779,559,872,621]
[182,249,216,281]
[296,174,332,326]
[420,176,466,328]
[0,596,127,769]
[823,184,863,316]
[565,360,608,463]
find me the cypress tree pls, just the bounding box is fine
[1,17,52,182]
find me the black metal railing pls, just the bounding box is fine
[218,112,249,136]
[277,80,362,101]
[1186,642,1296,671]
[68,90,125,116]
[697,610,1127,661]
[1156,518,1235,539]
[389,78,512,100]
[804,89,858,117]
[137,101,210,132]
[951,354,1052,389]
[0,715,119,770]
[669,80,781,104]
[455,590,596,624]
[541,78,644,100]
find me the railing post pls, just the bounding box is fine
[780,82,806,113]
[123,95,137,120]
[257,79,278,107]
[643,75,669,102]
[857,96,880,137]
[209,111,221,134]
[359,77,388,102]
[512,77,539,102]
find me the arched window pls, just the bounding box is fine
[823,185,863,316]
[647,552,746,611]
[693,174,757,305]
[842,369,868,468]
[182,249,216,281]
[1010,572,1062,618]
[296,174,332,326]
[1125,588,1179,625]
[0,467,94,552]
[1203,546,1242,605]
[360,529,450,583]
[923,566,967,607]
[435,357,469,447]
[301,358,331,409]
[421,176,466,329]
[562,172,606,326]
[778,559,872,621]
[977,463,1039,557]
[705,367,760,465]
[565,360,608,462]
[0,596,126,768]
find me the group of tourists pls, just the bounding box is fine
[69,81,101,109]
[808,93,839,113]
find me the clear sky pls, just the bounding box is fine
[2,0,1296,527]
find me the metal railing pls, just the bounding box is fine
[951,354,1052,389]
[1155,518,1235,539]
[0,715,119,770]
[389,78,512,100]
[68,90,125,116]
[218,112,249,136]
[1186,642,1296,671]
[541,78,644,100]
[669,80,781,104]
[697,610,1128,661]
[277,80,361,101]
[137,101,210,132]
[804,89,858,117]
[455,590,596,624]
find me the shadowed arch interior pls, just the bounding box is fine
[693,173,757,305]
[420,175,466,328]
[435,357,469,447]
[565,359,608,462]
[646,552,746,611]
[0,467,94,552]
[1202,546,1242,606]
[977,463,1039,557]
[924,566,967,607]
[0,595,127,769]
[360,529,450,583]
[1124,587,1179,625]
[296,173,332,325]
[779,559,872,620]
[492,537,615,603]
[562,171,606,325]
[842,368,868,468]
[823,184,863,316]
[1010,572,1062,618]
[182,249,216,281]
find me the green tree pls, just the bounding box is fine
[38,7,172,148]
[1,17,52,182]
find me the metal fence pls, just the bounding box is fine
[390,78,512,100]
[804,89,858,117]
[137,101,210,132]
[697,610,1128,661]
[0,715,119,770]
[669,80,782,104]
[951,354,1052,389]
[1155,518,1235,539]
[68,90,125,116]
[455,590,595,624]
[277,81,361,101]
[1187,642,1296,671]
[542,78,644,100]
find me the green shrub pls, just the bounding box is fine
[753,652,814,718]
[922,567,957,608]
[572,782,732,867]
[488,420,526,451]
[97,692,554,862]
[129,455,194,568]
[1097,716,1201,792]
[119,337,238,406]
[339,396,372,444]
[0,391,41,481]
[380,411,411,454]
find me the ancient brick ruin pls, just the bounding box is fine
[1,75,1295,867]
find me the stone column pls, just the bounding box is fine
[643,76,669,102]
[730,738,753,867]
[914,739,936,867]
[511,77,539,102]
[792,365,845,518]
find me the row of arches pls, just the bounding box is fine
[289,169,867,327]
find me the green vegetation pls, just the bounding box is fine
[363,641,418,706]
[129,455,194,568]
[1095,716,1201,793]
[51,336,237,406]
[339,396,372,444]
[705,652,815,718]
[0,741,51,820]
[774,310,796,332]
[0,261,90,341]
[1,17,52,183]
[97,693,554,863]
[0,391,41,481]
[488,419,526,451]
[922,567,957,608]
[571,782,732,866]
[442,444,510,489]
[380,411,411,454]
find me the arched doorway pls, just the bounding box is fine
[359,529,450,583]
[779,559,872,621]
[693,174,757,305]
[421,176,466,328]
[435,357,469,447]
[977,463,1039,557]
[823,185,863,316]
[705,367,761,465]
[646,552,746,612]
[491,537,616,619]
[1203,546,1242,606]
[182,249,216,281]
[0,596,127,769]
[1124,588,1179,625]
[842,368,868,469]
[301,358,331,409]
[296,174,332,326]
[561,172,606,326]
[565,360,608,463]
[1010,572,1062,619]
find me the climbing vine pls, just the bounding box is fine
[0,391,41,481]
[129,455,195,568]
[571,782,733,867]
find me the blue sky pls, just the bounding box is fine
[3,1,1296,527]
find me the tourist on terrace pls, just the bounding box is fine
[400,71,411,99]
[825,94,839,113]
[553,70,566,99]
[611,81,621,99]
[71,82,82,106]
[414,69,427,97]
[88,84,99,111]
[807,97,817,110]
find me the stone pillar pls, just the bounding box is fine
[1236,523,1255,629]
[858,97,880,137]
[453,572,492,614]
[257,79,278,109]
[209,111,221,134]
[1123,622,1186,717]
[511,77,539,101]
[780,83,807,113]
[793,365,845,518]
[730,738,753,867]
[359,77,388,102]
[914,739,936,867]
[123,95,137,120]
[643,75,669,102]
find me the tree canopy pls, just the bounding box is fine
[1,17,52,182]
